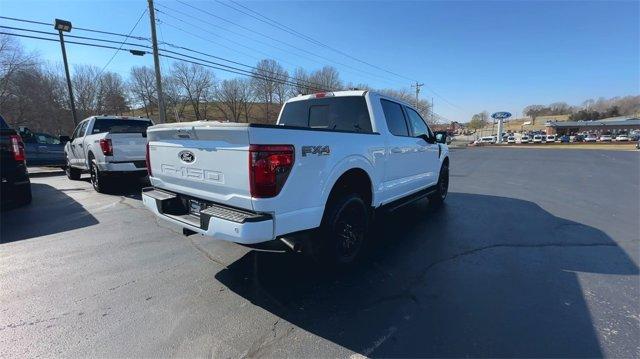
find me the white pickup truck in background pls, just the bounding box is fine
[64,116,153,192]
[143,91,449,265]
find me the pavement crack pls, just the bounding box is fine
[188,237,229,269]
[365,241,617,311]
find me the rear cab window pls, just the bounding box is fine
[279,96,373,133]
[90,118,152,135]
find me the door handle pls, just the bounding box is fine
[78,143,83,147]
[390,147,403,154]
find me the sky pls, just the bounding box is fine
[1,0,638,122]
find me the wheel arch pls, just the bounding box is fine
[323,167,374,211]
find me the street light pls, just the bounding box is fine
[54,19,72,32]
[54,18,78,126]
[129,50,146,56]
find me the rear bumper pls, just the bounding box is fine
[142,187,274,244]
[97,160,146,172]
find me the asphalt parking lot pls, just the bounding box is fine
[1,147,638,358]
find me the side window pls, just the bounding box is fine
[381,99,409,136]
[71,125,80,139]
[77,121,88,138]
[404,107,431,138]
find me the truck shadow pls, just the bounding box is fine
[78,176,147,200]
[214,192,638,357]
[0,183,99,243]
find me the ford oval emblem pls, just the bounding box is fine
[179,150,195,163]
[491,111,512,120]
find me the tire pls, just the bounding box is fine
[430,161,449,207]
[89,159,108,193]
[312,193,370,266]
[65,158,81,180]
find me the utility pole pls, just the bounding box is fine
[411,81,424,109]
[54,19,78,126]
[147,0,166,123]
[431,97,434,123]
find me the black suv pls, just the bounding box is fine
[1,115,31,208]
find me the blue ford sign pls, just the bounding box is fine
[491,111,512,120]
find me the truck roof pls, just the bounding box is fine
[82,115,152,122]
[287,90,414,108]
[287,90,368,103]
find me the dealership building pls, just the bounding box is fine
[545,116,640,135]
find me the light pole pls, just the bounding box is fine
[54,19,78,126]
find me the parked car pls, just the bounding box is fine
[570,135,584,142]
[0,115,31,208]
[559,135,570,143]
[546,135,557,143]
[64,116,152,192]
[480,136,496,144]
[507,136,516,144]
[614,134,629,142]
[599,134,613,142]
[143,90,450,265]
[520,135,530,144]
[18,127,66,167]
[584,134,598,142]
[532,134,545,143]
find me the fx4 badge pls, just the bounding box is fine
[302,145,330,157]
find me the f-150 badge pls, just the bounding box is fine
[302,145,330,157]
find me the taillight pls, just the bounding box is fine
[249,144,294,198]
[99,139,113,156]
[145,142,152,176]
[9,135,25,162]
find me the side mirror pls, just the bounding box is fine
[59,135,71,143]
[418,133,435,144]
[434,131,448,144]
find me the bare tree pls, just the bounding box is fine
[251,59,287,123]
[0,33,36,109]
[71,65,103,119]
[171,62,215,121]
[214,78,243,122]
[98,72,129,115]
[289,67,310,97]
[309,66,342,92]
[238,78,255,123]
[129,66,157,118]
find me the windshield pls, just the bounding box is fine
[91,119,152,134]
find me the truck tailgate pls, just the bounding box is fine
[147,124,252,210]
[108,133,147,161]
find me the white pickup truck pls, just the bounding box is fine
[143,91,449,264]
[64,116,152,192]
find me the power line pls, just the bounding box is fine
[98,8,148,76]
[169,0,403,86]
[154,20,334,91]
[218,0,413,82]
[157,52,324,92]
[155,4,400,87]
[0,25,151,49]
[216,0,464,111]
[1,22,330,91]
[0,30,327,92]
[0,15,150,41]
[0,31,151,54]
